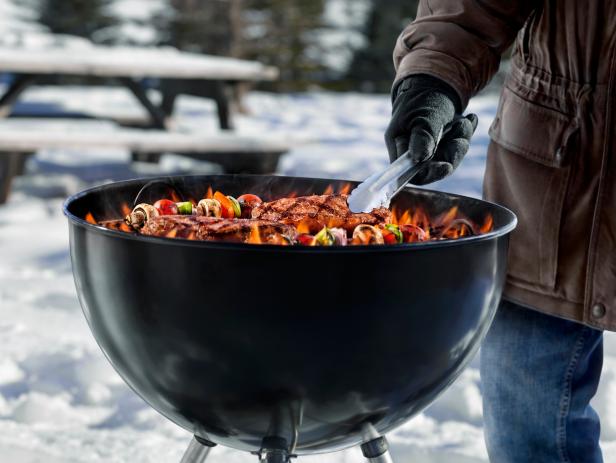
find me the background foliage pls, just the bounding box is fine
[31,0,419,91]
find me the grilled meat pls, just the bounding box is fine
[140,215,297,243]
[251,194,391,233]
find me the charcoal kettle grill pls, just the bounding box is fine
[64,174,517,462]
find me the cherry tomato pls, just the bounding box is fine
[153,199,178,215]
[237,194,262,206]
[237,194,262,218]
[400,224,428,243]
[297,234,315,246]
[213,191,235,219]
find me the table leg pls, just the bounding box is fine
[212,81,232,130]
[119,77,168,129]
[0,74,36,118]
[120,77,169,163]
[0,152,20,204]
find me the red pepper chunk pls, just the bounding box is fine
[213,191,236,219]
[382,229,398,245]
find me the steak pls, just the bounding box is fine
[140,215,297,243]
[251,194,391,233]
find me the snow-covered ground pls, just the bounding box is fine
[0,88,615,463]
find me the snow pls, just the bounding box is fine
[0,87,615,463]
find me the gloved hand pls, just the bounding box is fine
[385,75,478,185]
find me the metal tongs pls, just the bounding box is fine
[347,150,430,213]
[347,114,467,213]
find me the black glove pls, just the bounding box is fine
[385,75,478,185]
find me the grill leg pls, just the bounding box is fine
[180,436,216,463]
[361,436,394,463]
[254,437,292,463]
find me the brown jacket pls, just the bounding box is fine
[393,1,616,331]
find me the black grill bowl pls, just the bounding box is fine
[64,174,516,455]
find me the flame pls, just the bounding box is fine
[323,185,334,195]
[187,231,197,240]
[268,234,290,246]
[165,229,178,238]
[286,191,298,198]
[169,190,181,203]
[391,206,431,232]
[85,212,97,224]
[480,215,494,234]
[437,206,459,227]
[206,186,213,199]
[248,223,263,244]
[120,203,131,217]
[339,183,352,195]
[326,218,339,228]
[296,220,311,234]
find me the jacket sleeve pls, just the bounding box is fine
[394,1,539,108]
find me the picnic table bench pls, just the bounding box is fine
[0,45,290,204]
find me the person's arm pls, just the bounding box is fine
[395,1,538,107]
[386,1,539,184]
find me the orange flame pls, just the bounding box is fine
[85,212,97,224]
[323,185,334,195]
[206,186,213,199]
[268,234,290,246]
[187,231,197,241]
[165,229,178,238]
[339,183,352,195]
[480,215,494,234]
[248,223,263,244]
[437,206,459,227]
[326,218,339,228]
[169,190,181,203]
[296,220,311,235]
[391,206,431,231]
[121,203,131,217]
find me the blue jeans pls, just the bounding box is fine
[480,299,604,462]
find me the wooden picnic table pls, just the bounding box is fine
[0,45,288,204]
[0,45,279,129]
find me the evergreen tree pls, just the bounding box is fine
[38,0,117,40]
[154,0,327,90]
[155,0,242,57]
[242,0,327,90]
[346,0,419,92]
